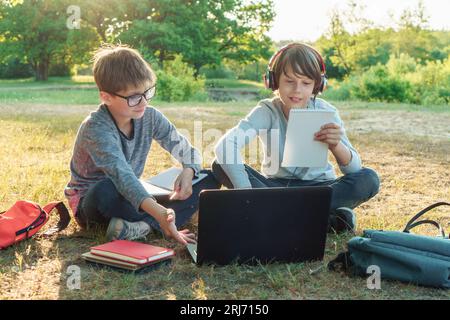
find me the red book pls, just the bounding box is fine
[90,240,175,265]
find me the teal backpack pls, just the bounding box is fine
[329,202,450,288]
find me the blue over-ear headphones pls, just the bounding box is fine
[263,43,327,94]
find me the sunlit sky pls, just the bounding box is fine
[267,0,450,41]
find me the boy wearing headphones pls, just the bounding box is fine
[211,43,380,233]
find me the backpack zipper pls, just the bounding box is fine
[15,207,47,238]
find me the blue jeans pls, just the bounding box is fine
[211,161,380,214]
[75,170,221,231]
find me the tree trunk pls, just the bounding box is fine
[158,49,166,65]
[193,63,202,79]
[35,59,49,81]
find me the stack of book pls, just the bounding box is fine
[82,240,175,271]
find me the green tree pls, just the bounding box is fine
[316,0,449,79]
[315,36,349,80]
[0,0,100,80]
[118,0,274,76]
[396,0,429,30]
[78,0,141,42]
[321,9,353,75]
[318,2,391,76]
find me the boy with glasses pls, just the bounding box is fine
[65,44,219,245]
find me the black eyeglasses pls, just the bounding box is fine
[110,85,156,107]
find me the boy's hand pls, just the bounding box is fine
[314,123,343,149]
[158,209,197,245]
[170,168,194,201]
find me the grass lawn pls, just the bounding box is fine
[0,79,449,300]
[205,78,265,90]
[0,75,95,87]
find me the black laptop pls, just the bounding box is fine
[187,186,332,265]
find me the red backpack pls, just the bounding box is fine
[0,200,71,250]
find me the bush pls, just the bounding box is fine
[156,55,206,102]
[354,64,413,103]
[326,54,449,106]
[199,65,236,79]
[73,64,93,76]
[386,53,417,75]
[256,88,274,100]
[222,59,267,81]
[0,58,33,79]
[49,63,71,77]
[236,62,266,82]
[321,78,352,101]
[411,58,450,105]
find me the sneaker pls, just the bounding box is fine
[106,218,151,241]
[328,207,357,234]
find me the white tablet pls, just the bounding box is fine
[281,109,336,168]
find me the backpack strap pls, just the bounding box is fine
[403,202,450,237]
[405,220,446,238]
[40,201,71,237]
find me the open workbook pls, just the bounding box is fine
[140,167,208,197]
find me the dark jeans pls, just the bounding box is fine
[211,161,380,214]
[75,170,221,231]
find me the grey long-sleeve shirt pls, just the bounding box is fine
[214,97,362,188]
[64,104,201,215]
